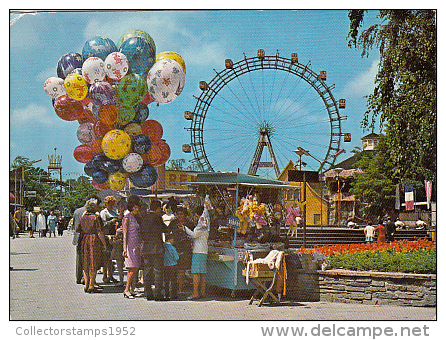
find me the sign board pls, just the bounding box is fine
[227,216,240,228]
[24,191,37,197]
[288,170,320,183]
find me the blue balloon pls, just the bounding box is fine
[82,36,118,62]
[92,169,109,184]
[101,159,121,173]
[129,164,158,188]
[84,162,95,176]
[91,154,108,170]
[119,36,155,75]
[57,53,83,79]
[133,103,149,123]
[132,134,152,154]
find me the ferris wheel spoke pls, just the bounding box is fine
[246,69,264,120]
[235,77,261,122]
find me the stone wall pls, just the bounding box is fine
[317,269,436,307]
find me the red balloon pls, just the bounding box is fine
[78,109,97,124]
[93,121,112,138]
[92,180,110,190]
[89,138,103,155]
[148,139,171,166]
[141,119,163,141]
[142,143,161,165]
[73,144,94,163]
[97,105,118,125]
[141,91,154,105]
[54,95,83,121]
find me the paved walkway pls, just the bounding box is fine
[10,233,436,321]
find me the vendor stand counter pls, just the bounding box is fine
[206,245,270,295]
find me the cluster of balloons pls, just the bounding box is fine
[44,29,186,191]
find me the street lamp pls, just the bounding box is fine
[333,167,344,228]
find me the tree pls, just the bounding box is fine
[348,10,436,186]
[166,158,186,170]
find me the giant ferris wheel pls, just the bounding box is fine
[183,50,349,178]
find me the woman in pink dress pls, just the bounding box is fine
[122,195,141,299]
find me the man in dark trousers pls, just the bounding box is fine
[138,200,168,301]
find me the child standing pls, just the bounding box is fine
[163,237,179,300]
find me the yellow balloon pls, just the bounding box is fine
[156,51,186,73]
[108,172,126,191]
[64,74,88,101]
[124,123,142,138]
[101,129,132,160]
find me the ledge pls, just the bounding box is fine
[317,269,436,280]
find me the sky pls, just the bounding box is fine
[9,10,382,179]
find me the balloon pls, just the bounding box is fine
[77,109,97,124]
[89,138,103,155]
[117,29,156,52]
[101,129,132,160]
[150,139,171,166]
[132,134,152,154]
[84,161,96,176]
[57,52,83,79]
[108,172,126,191]
[93,121,112,138]
[116,73,147,107]
[156,51,186,73]
[101,158,121,173]
[54,95,84,121]
[147,59,185,104]
[140,119,163,141]
[92,180,110,190]
[133,102,149,123]
[64,73,88,101]
[73,144,94,163]
[142,142,161,164]
[122,152,144,173]
[77,122,96,144]
[89,81,117,106]
[82,36,118,61]
[119,36,156,75]
[91,154,108,169]
[129,164,158,188]
[123,122,142,138]
[117,105,136,125]
[82,57,106,84]
[92,169,109,184]
[104,51,129,81]
[97,105,118,125]
[44,77,66,99]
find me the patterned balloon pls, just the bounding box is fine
[119,36,156,75]
[84,161,96,176]
[132,134,152,154]
[117,105,136,125]
[141,119,163,141]
[122,152,144,173]
[124,123,142,138]
[108,172,126,191]
[82,57,106,84]
[104,52,129,81]
[91,154,108,170]
[54,95,84,121]
[82,36,118,61]
[89,81,116,106]
[129,164,158,188]
[101,129,132,160]
[133,103,149,123]
[100,158,121,173]
[147,59,185,104]
[94,120,112,138]
[117,29,156,51]
[64,74,89,101]
[116,73,147,107]
[57,52,83,79]
[156,51,186,73]
[77,122,96,144]
[44,77,66,99]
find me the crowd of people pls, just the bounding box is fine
[73,194,211,301]
[10,207,70,239]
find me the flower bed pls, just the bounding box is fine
[296,238,436,274]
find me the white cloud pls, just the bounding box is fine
[343,59,379,96]
[11,103,53,125]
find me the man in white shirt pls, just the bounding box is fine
[364,221,375,242]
